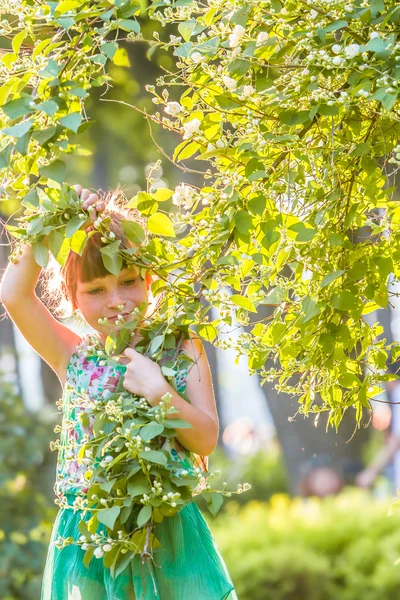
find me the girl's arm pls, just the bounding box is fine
[0,242,80,382]
[123,336,219,456]
[0,186,101,384]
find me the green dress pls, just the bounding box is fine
[41,334,237,600]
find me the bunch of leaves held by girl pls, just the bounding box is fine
[0,183,249,599]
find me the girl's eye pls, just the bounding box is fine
[122,279,136,286]
[88,288,102,295]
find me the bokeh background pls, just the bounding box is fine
[2,17,400,600]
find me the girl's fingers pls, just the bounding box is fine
[82,193,99,210]
[73,184,82,196]
[80,188,91,202]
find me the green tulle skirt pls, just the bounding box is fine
[41,494,237,600]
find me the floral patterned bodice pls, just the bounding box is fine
[54,333,203,501]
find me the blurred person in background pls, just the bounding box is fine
[356,359,400,494]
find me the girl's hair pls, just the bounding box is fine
[42,187,148,318]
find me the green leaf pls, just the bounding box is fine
[148,334,164,355]
[35,99,59,117]
[140,423,164,441]
[48,230,64,259]
[235,211,253,235]
[362,37,388,53]
[321,270,345,288]
[151,188,173,202]
[32,242,49,268]
[193,323,218,342]
[245,158,267,181]
[227,59,250,77]
[21,188,39,209]
[194,36,220,56]
[97,505,121,530]
[101,42,118,60]
[121,220,145,243]
[2,119,32,138]
[12,30,27,54]
[101,252,123,276]
[70,230,87,254]
[176,140,200,161]
[137,505,152,528]
[147,213,175,237]
[113,47,130,67]
[2,96,32,119]
[59,112,82,133]
[65,216,85,238]
[205,491,223,517]
[301,297,321,323]
[127,474,151,497]
[338,374,360,388]
[230,295,257,312]
[32,126,57,146]
[332,290,359,312]
[83,546,94,568]
[279,110,310,126]
[163,418,192,429]
[139,450,168,467]
[38,59,60,78]
[118,19,140,33]
[39,160,67,184]
[27,216,44,235]
[178,19,197,41]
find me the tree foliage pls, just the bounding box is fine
[3,1,400,422]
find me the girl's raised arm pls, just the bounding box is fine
[0,186,101,384]
[0,242,80,383]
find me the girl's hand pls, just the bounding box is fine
[122,348,167,406]
[72,184,105,231]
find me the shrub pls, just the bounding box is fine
[209,491,400,600]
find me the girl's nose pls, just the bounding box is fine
[106,291,124,309]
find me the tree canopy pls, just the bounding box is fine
[2,0,400,432]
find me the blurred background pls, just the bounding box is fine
[2,20,400,600]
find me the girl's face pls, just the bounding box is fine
[75,266,150,342]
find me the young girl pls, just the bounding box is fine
[0,185,237,600]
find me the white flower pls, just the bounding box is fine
[228,24,245,48]
[242,84,255,97]
[345,43,360,58]
[172,183,196,209]
[256,31,269,45]
[332,56,343,66]
[332,44,341,54]
[310,9,318,18]
[94,547,104,559]
[190,52,206,63]
[103,544,112,552]
[164,102,182,116]
[183,118,201,139]
[222,75,237,90]
[202,193,215,206]
[82,543,89,550]
[104,456,113,463]
[370,31,380,39]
